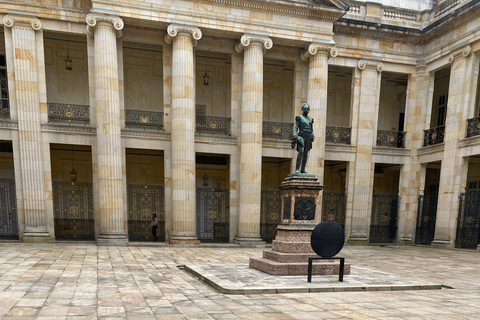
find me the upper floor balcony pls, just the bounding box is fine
[48,102,90,125]
[262,121,293,140]
[376,130,406,148]
[326,126,351,145]
[125,109,163,131]
[424,126,445,146]
[196,115,231,136]
[466,116,480,138]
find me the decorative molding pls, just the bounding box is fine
[417,143,445,156]
[325,143,356,153]
[86,14,124,38]
[235,34,273,54]
[41,123,96,135]
[3,14,42,30]
[196,135,237,145]
[164,24,202,46]
[448,45,471,63]
[0,120,19,130]
[416,60,427,77]
[459,135,480,148]
[372,147,411,156]
[333,24,422,44]
[122,129,170,140]
[262,139,291,149]
[300,43,338,62]
[358,59,384,72]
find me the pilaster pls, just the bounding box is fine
[433,45,473,249]
[4,13,51,242]
[347,59,383,245]
[234,34,272,247]
[86,13,128,246]
[164,24,202,244]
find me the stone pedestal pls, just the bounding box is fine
[249,174,351,276]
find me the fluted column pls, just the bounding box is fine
[86,14,127,246]
[4,14,51,242]
[433,46,474,249]
[164,24,202,244]
[300,43,337,178]
[234,34,273,246]
[348,59,383,244]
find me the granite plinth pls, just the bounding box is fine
[249,256,350,276]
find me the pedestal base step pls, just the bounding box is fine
[249,257,350,276]
[263,251,317,263]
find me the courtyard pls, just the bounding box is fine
[0,243,479,319]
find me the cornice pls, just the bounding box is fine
[196,135,237,145]
[458,135,480,148]
[122,129,170,140]
[41,123,96,134]
[417,143,445,156]
[86,13,124,38]
[0,119,18,130]
[448,45,471,64]
[301,43,338,62]
[235,34,273,54]
[3,14,42,30]
[164,24,202,46]
[372,147,411,156]
[325,143,356,153]
[262,139,291,149]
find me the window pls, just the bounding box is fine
[436,94,447,127]
[0,55,9,110]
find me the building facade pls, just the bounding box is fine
[0,0,480,249]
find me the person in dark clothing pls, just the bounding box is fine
[151,213,158,241]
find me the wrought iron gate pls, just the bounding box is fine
[456,191,480,248]
[260,190,281,242]
[369,194,398,243]
[196,188,229,241]
[53,181,94,240]
[321,192,346,229]
[415,194,437,244]
[127,184,165,241]
[0,178,18,239]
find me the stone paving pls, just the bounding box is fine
[0,242,480,319]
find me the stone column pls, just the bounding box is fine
[86,14,127,246]
[300,43,337,178]
[397,62,430,243]
[433,46,474,249]
[3,14,51,242]
[234,34,273,247]
[164,24,202,244]
[348,59,383,244]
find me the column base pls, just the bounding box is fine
[170,237,200,245]
[97,233,128,246]
[431,240,453,249]
[22,232,51,243]
[400,236,413,245]
[234,237,266,248]
[347,235,369,246]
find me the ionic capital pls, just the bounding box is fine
[358,59,384,72]
[164,24,202,47]
[300,43,337,62]
[235,34,273,54]
[448,45,471,64]
[86,14,124,38]
[3,14,42,31]
[415,59,427,77]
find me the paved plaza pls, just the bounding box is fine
[0,243,479,319]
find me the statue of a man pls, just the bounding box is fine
[293,103,314,174]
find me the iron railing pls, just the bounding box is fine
[262,121,293,140]
[415,193,437,245]
[48,102,90,125]
[261,190,282,242]
[456,191,480,249]
[125,109,164,131]
[370,194,398,243]
[321,192,346,229]
[466,116,480,138]
[196,115,231,136]
[376,130,406,148]
[0,178,18,239]
[0,107,9,120]
[423,126,445,146]
[326,126,351,144]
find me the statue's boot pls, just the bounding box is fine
[295,152,302,173]
[300,154,308,173]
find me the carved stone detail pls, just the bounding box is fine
[86,14,124,38]
[164,24,202,46]
[235,34,273,54]
[301,43,337,61]
[3,14,42,30]
[448,45,471,63]
[358,59,384,72]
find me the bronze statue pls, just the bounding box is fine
[292,103,314,174]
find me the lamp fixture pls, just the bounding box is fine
[70,146,77,184]
[203,51,209,86]
[203,164,208,187]
[65,35,72,71]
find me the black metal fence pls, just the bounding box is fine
[196,188,229,242]
[415,193,437,244]
[196,115,231,136]
[466,117,480,138]
[0,107,9,120]
[423,126,445,146]
[369,194,398,243]
[262,121,293,140]
[0,178,18,239]
[376,130,406,148]
[261,190,282,242]
[321,192,346,229]
[125,109,164,131]
[326,126,351,144]
[48,102,90,125]
[456,191,480,249]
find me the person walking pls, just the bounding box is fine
[151,213,158,241]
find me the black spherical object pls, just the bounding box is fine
[310,222,345,258]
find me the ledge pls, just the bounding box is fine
[417,143,445,156]
[41,123,96,134]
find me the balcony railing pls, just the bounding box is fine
[0,108,10,120]
[424,126,445,146]
[196,115,231,136]
[326,126,351,144]
[125,109,164,131]
[48,102,90,125]
[262,121,293,140]
[376,130,406,148]
[466,116,480,138]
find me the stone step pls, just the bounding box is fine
[249,257,350,276]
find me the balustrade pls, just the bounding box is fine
[48,102,90,125]
[196,115,231,136]
[262,121,293,140]
[376,130,406,148]
[125,109,164,131]
[0,107,9,120]
[325,126,351,144]
[423,126,445,146]
[466,116,480,138]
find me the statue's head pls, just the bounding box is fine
[301,103,310,113]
